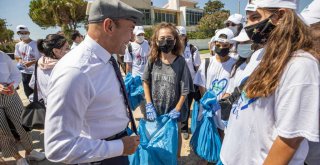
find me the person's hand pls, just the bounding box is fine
[17,63,26,70]
[121,136,140,155]
[23,60,36,67]
[0,83,14,95]
[168,109,180,119]
[146,103,157,121]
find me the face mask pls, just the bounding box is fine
[158,39,175,54]
[136,35,144,43]
[19,34,29,40]
[244,16,276,44]
[228,26,238,35]
[215,46,230,57]
[237,43,253,58]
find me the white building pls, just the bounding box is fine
[87,0,204,29]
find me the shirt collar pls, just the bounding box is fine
[83,35,112,64]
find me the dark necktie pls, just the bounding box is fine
[109,56,137,135]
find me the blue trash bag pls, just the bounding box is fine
[190,90,222,163]
[124,73,145,110]
[191,101,200,134]
[129,115,178,165]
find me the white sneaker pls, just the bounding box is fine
[16,158,29,165]
[26,150,46,161]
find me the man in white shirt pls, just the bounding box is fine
[44,0,143,164]
[14,25,41,98]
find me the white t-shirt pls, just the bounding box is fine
[226,62,247,94]
[124,40,150,77]
[183,43,201,80]
[194,56,236,129]
[221,50,320,165]
[14,40,41,74]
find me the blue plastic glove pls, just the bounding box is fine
[168,109,180,119]
[16,63,26,70]
[146,103,157,121]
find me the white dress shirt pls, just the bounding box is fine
[45,36,129,164]
[0,51,21,88]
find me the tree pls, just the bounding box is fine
[197,0,230,38]
[29,0,87,38]
[0,19,14,43]
[0,18,15,53]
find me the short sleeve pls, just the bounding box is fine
[14,43,20,58]
[142,59,152,83]
[194,61,206,88]
[180,59,194,96]
[275,56,319,142]
[124,47,133,63]
[193,47,201,67]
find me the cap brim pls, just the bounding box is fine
[134,30,145,35]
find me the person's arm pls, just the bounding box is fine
[126,63,132,74]
[199,86,206,96]
[193,46,201,71]
[6,52,21,88]
[45,68,125,164]
[174,95,186,112]
[143,81,152,103]
[123,47,132,74]
[264,136,304,165]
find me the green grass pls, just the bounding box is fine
[199,49,210,54]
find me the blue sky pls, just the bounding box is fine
[0,0,313,40]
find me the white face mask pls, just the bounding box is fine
[238,43,253,58]
[135,35,144,43]
[228,26,238,35]
[19,34,30,40]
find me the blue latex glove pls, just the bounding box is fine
[168,109,180,119]
[146,103,157,121]
[16,63,26,70]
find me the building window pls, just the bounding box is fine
[154,11,178,24]
[186,10,203,26]
[137,8,151,25]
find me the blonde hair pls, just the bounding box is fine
[149,22,183,63]
[245,9,320,98]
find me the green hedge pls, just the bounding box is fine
[0,42,15,53]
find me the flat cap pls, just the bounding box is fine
[88,0,144,25]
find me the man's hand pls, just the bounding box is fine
[121,136,140,156]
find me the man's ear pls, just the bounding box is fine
[103,18,113,34]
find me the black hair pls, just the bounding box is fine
[37,34,67,58]
[71,31,81,41]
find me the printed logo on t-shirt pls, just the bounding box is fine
[232,77,257,118]
[210,78,228,97]
[133,50,147,66]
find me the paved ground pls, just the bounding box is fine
[1,53,212,165]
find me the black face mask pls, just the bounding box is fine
[244,16,276,44]
[215,46,230,57]
[158,39,175,54]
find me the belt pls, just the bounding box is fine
[104,129,128,141]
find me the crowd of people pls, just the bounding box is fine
[0,0,319,165]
